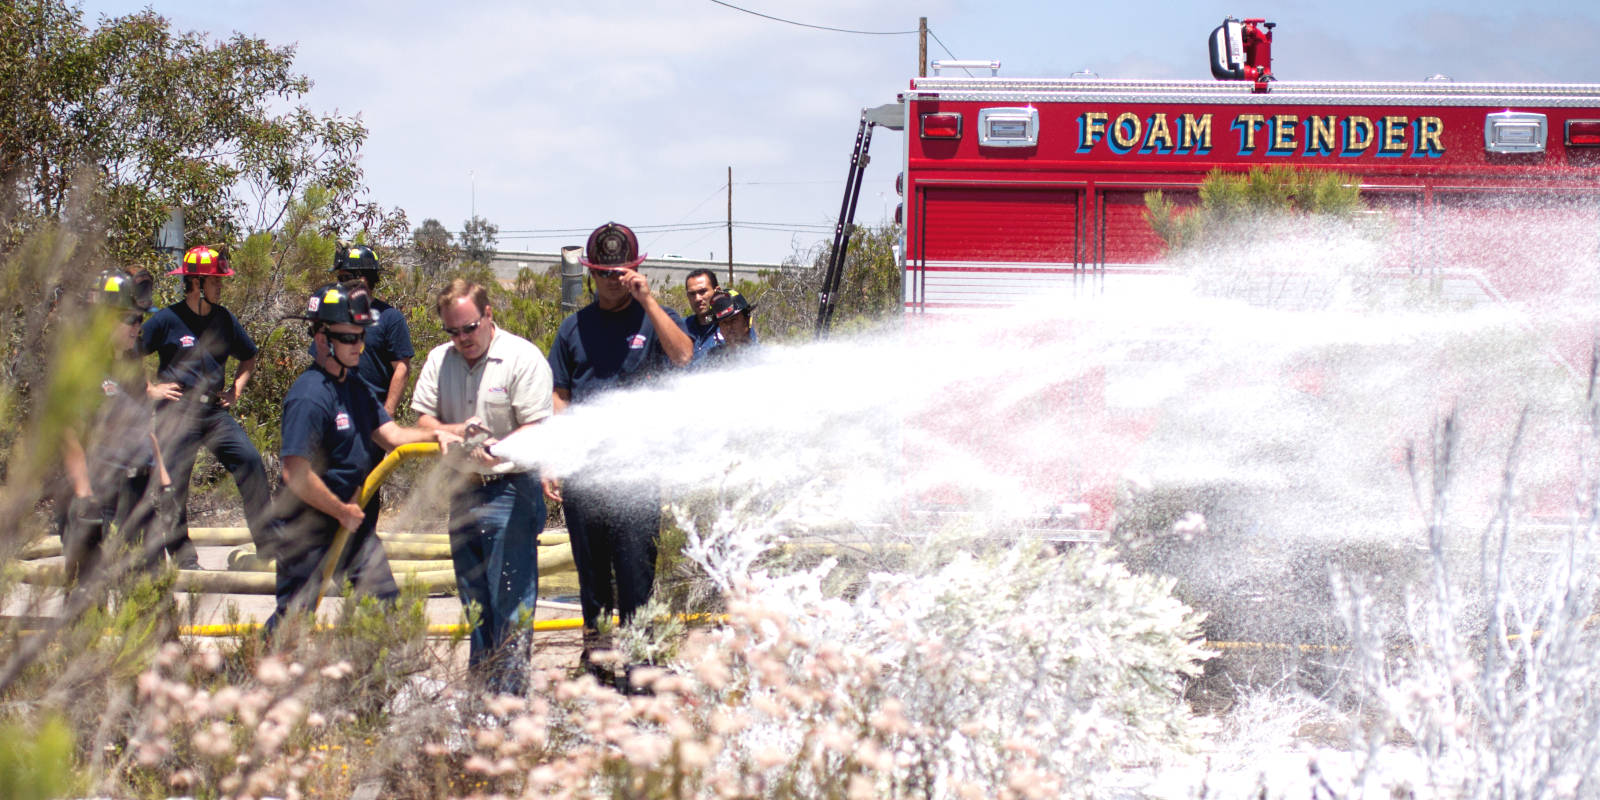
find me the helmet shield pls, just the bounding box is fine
[96,270,154,311]
[710,289,754,321]
[288,281,377,327]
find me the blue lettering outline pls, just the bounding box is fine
[1140,115,1175,155]
[1231,117,1262,156]
[1266,115,1297,157]
[1339,120,1366,158]
[1303,118,1335,157]
[1076,114,1105,154]
[1412,119,1443,158]
[1376,118,1405,159]
[1108,116,1140,155]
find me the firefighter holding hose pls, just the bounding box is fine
[266,282,457,629]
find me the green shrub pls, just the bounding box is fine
[1145,166,1362,253]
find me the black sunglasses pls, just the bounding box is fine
[325,330,364,345]
[589,268,629,279]
[443,316,484,337]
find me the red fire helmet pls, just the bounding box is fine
[169,245,234,277]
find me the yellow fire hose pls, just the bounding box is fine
[181,619,592,637]
[312,442,438,612]
[176,613,728,639]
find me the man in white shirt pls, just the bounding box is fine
[413,279,552,695]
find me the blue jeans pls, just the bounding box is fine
[156,401,274,564]
[562,478,660,634]
[266,495,397,632]
[449,472,545,695]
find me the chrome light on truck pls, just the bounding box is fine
[1484,111,1547,154]
[978,107,1039,148]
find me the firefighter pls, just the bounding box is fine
[142,245,274,568]
[59,269,175,586]
[545,222,693,680]
[682,268,722,361]
[326,244,414,418]
[708,289,758,355]
[268,282,458,627]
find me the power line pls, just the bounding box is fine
[925,27,974,77]
[496,221,726,235]
[643,181,730,253]
[734,179,893,186]
[706,0,917,35]
[495,221,835,241]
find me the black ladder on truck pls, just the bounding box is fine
[815,102,904,338]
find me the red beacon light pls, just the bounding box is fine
[921,112,963,139]
[1209,16,1275,93]
[1566,120,1600,147]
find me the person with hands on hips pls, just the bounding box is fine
[142,245,274,569]
[413,279,555,696]
[266,281,460,631]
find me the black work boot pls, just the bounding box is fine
[578,628,620,685]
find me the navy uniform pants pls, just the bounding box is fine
[562,477,661,635]
[59,466,166,585]
[157,401,274,566]
[267,495,397,630]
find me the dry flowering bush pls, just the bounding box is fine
[117,642,368,799]
[1324,414,1600,798]
[433,535,1210,799]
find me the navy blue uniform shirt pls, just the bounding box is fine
[304,298,414,404]
[280,364,392,503]
[141,302,258,395]
[686,314,720,362]
[549,301,687,405]
[88,364,155,474]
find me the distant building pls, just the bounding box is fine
[485,250,798,286]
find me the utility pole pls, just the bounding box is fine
[918,17,927,77]
[726,166,734,284]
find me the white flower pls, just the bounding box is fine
[256,657,289,686]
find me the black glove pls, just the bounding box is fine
[62,495,105,582]
[154,485,180,539]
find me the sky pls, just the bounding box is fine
[75,0,1600,264]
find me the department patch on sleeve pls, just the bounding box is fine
[102,379,119,397]
[334,412,351,431]
[179,335,195,348]
[627,334,647,350]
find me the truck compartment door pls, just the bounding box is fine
[909,185,1084,309]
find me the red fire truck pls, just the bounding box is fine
[816,19,1600,536]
